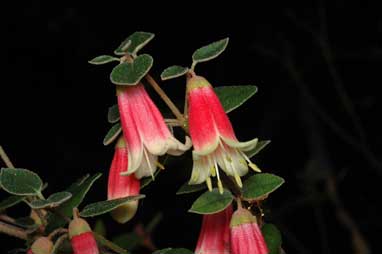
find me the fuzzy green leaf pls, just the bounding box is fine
[246,140,271,158]
[46,173,102,232]
[214,85,258,113]
[110,54,153,86]
[0,195,25,211]
[242,173,284,201]
[189,188,233,214]
[114,32,155,55]
[80,195,145,217]
[262,224,282,254]
[107,104,120,123]
[0,168,43,196]
[103,123,122,146]
[176,182,206,195]
[88,55,119,65]
[30,191,72,209]
[192,38,229,64]
[160,66,189,81]
[154,248,193,254]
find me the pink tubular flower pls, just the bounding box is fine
[187,75,259,193]
[230,207,268,254]
[29,237,53,254]
[107,136,141,223]
[117,83,192,179]
[195,205,233,254]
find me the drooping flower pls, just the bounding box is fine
[69,211,99,254]
[230,207,268,254]
[29,237,53,254]
[117,83,192,178]
[107,136,140,223]
[195,205,233,254]
[187,75,260,193]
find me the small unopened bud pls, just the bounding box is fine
[69,209,99,254]
[30,237,53,254]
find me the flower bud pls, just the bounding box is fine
[69,212,99,254]
[30,237,53,254]
[230,207,268,254]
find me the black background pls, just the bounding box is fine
[1,2,381,253]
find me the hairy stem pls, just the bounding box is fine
[0,145,15,168]
[0,221,27,240]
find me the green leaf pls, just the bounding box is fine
[110,54,153,86]
[114,39,132,56]
[46,173,102,232]
[94,232,129,254]
[189,188,233,214]
[242,173,285,201]
[80,195,145,217]
[214,85,258,113]
[14,217,38,230]
[245,140,271,158]
[153,248,193,254]
[94,219,107,237]
[192,38,229,64]
[29,191,72,209]
[88,55,120,65]
[103,123,122,146]
[176,182,206,195]
[114,32,155,55]
[0,195,25,211]
[262,224,282,254]
[160,66,189,81]
[108,104,120,123]
[0,168,43,196]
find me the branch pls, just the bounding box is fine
[0,221,27,240]
[0,145,15,168]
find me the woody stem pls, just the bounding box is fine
[0,145,15,168]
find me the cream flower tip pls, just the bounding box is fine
[206,177,213,191]
[249,163,262,172]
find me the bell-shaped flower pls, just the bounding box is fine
[230,207,268,254]
[69,212,99,254]
[107,136,141,223]
[195,205,233,254]
[117,83,191,179]
[187,75,259,193]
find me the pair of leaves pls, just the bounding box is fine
[160,38,229,81]
[29,192,72,209]
[242,173,285,201]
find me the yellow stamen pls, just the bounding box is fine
[156,161,165,170]
[234,173,243,188]
[217,180,224,194]
[210,166,216,177]
[206,177,213,191]
[249,163,262,172]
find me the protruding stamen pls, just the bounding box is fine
[156,161,165,170]
[143,149,155,179]
[234,173,243,188]
[210,166,216,177]
[249,163,261,172]
[206,177,213,191]
[217,180,224,194]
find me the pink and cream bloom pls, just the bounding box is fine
[230,207,268,254]
[187,75,259,193]
[117,83,191,179]
[195,205,233,254]
[107,136,141,223]
[69,214,99,254]
[29,237,53,254]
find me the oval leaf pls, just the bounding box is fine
[189,188,233,214]
[245,140,271,159]
[30,191,72,209]
[262,224,282,254]
[192,38,229,64]
[154,248,193,254]
[110,54,153,86]
[242,173,285,201]
[107,104,120,123]
[46,173,102,232]
[80,195,145,217]
[161,66,189,81]
[88,55,119,65]
[214,85,258,113]
[176,182,206,195]
[0,168,43,196]
[114,31,155,55]
[103,123,122,146]
[0,195,25,211]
